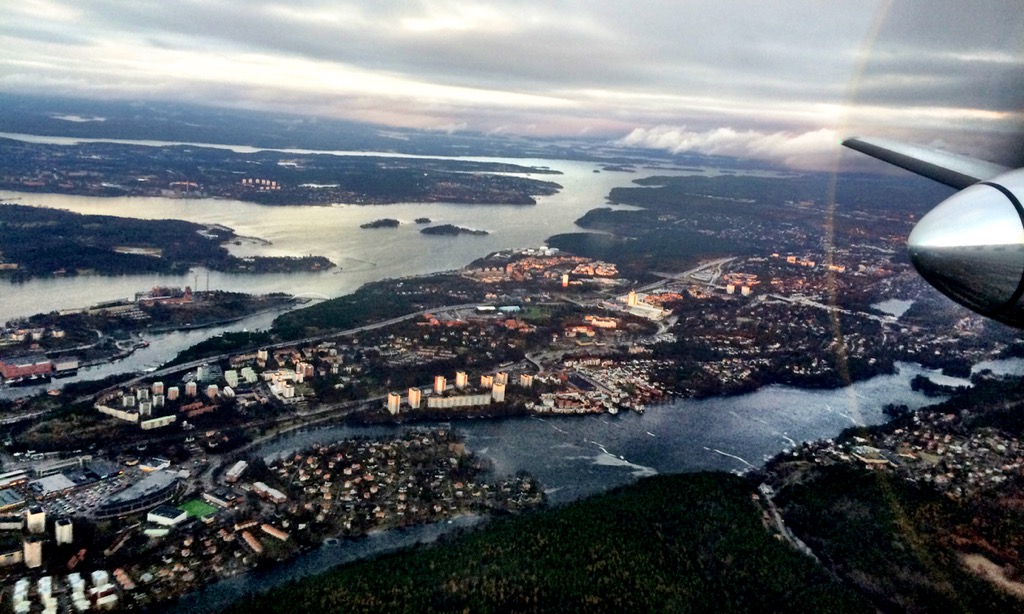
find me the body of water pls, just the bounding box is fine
[0,150,644,397]
[0,134,789,321]
[871,298,914,318]
[166,359,963,612]
[256,361,950,504]
[0,140,777,398]
[0,157,621,320]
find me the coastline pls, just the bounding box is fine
[162,514,487,614]
[162,355,975,612]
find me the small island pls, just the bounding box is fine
[414,217,431,224]
[359,218,400,229]
[420,224,489,236]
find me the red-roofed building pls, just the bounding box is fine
[0,356,52,381]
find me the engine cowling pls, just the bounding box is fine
[908,168,1024,327]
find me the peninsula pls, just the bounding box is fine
[0,204,334,281]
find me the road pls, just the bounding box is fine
[647,257,737,291]
[766,293,897,325]
[649,257,896,326]
[192,395,385,492]
[758,484,820,563]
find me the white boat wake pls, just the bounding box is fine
[588,440,657,477]
[836,410,861,426]
[552,425,571,435]
[704,446,755,468]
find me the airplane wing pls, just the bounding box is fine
[842,137,1010,190]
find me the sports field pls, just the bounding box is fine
[179,499,217,518]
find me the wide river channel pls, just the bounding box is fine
[163,356,1024,613]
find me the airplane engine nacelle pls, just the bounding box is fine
[908,168,1024,327]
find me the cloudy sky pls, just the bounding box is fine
[2,0,1022,167]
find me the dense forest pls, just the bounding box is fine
[609,173,954,214]
[776,463,1024,613]
[420,224,489,236]
[225,473,870,613]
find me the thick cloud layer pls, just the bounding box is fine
[1,1,1021,166]
[618,127,842,170]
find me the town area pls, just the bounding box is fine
[1,226,1022,609]
[0,429,541,609]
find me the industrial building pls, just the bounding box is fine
[32,456,90,478]
[147,505,188,527]
[94,471,179,519]
[29,474,77,499]
[0,489,25,513]
[224,461,248,484]
[0,470,29,489]
[0,354,53,383]
[202,489,241,509]
[84,460,122,481]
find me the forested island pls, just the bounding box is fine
[0,137,563,206]
[360,218,401,229]
[420,224,489,236]
[0,204,334,280]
